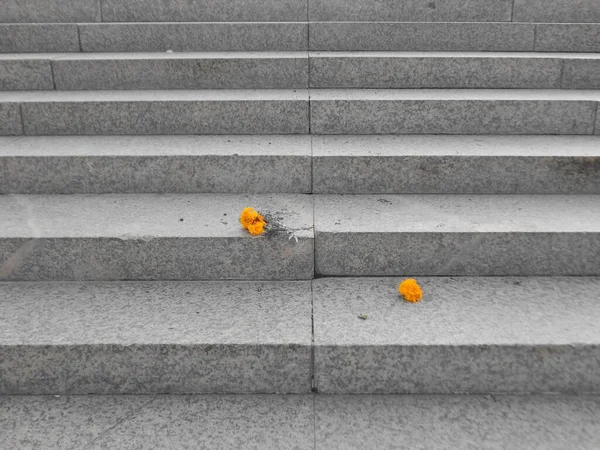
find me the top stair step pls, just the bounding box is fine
[3,0,599,23]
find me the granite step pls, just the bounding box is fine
[314,194,600,276]
[0,52,309,91]
[310,52,600,90]
[4,394,600,449]
[0,22,308,53]
[0,90,309,136]
[0,193,314,281]
[310,22,600,53]
[4,52,600,91]
[312,135,600,194]
[314,276,600,394]
[0,280,312,394]
[310,89,600,135]
[0,136,312,194]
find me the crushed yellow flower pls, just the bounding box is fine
[240,207,259,230]
[247,219,266,236]
[399,279,423,303]
[240,207,267,235]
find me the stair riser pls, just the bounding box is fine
[311,57,600,90]
[10,100,309,135]
[3,23,598,53]
[311,100,598,135]
[5,57,600,91]
[0,238,314,281]
[313,156,600,194]
[315,233,600,276]
[0,155,312,194]
[309,0,512,22]
[315,345,600,394]
[52,58,308,90]
[79,23,308,52]
[5,0,597,23]
[0,345,311,394]
[2,98,596,136]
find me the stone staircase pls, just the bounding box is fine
[1,0,600,448]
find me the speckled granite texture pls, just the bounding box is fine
[312,135,600,194]
[0,194,314,280]
[0,281,312,394]
[0,136,312,194]
[314,194,600,276]
[313,277,600,393]
[2,394,600,449]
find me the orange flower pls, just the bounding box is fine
[398,279,423,303]
[247,218,266,236]
[240,207,267,235]
[240,207,259,230]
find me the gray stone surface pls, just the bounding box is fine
[1,395,314,449]
[80,23,308,52]
[312,135,600,194]
[314,194,600,276]
[309,0,512,21]
[0,135,312,194]
[316,395,600,449]
[535,24,600,53]
[3,394,600,449]
[0,24,79,53]
[310,89,599,135]
[0,281,311,394]
[0,193,314,280]
[0,0,100,22]
[53,52,309,90]
[563,59,600,90]
[5,90,309,135]
[0,103,22,136]
[514,0,600,23]
[309,22,535,52]
[310,52,563,89]
[102,0,307,22]
[0,60,53,90]
[313,277,600,393]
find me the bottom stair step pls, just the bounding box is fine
[2,394,600,449]
[314,277,600,394]
[0,281,312,394]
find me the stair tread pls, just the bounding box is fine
[0,51,308,60]
[0,193,313,238]
[0,280,311,346]
[0,89,309,102]
[314,277,600,346]
[315,194,600,233]
[310,88,600,100]
[0,135,311,157]
[313,135,600,156]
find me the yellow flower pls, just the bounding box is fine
[247,219,266,236]
[399,279,423,303]
[240,207,259,230]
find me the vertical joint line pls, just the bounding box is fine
[77,25,83,52]
[50,61,57,90]
[532,24,538,51]
[559,59,565,89]
[99,0,104,21]
[18,103,25,135]
[593,103,598,135]
[510,0,515,21]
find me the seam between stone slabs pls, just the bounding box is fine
[312,393,317,450]
[593,102,599,135]
[18,103,25,135]
[510,0,515,21]
[99,0,104,22]
[533,24,539,51]
[559,59,566,88]
[77,25,83,52]
[50,61,57,90]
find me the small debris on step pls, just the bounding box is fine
[358,313,368,320]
